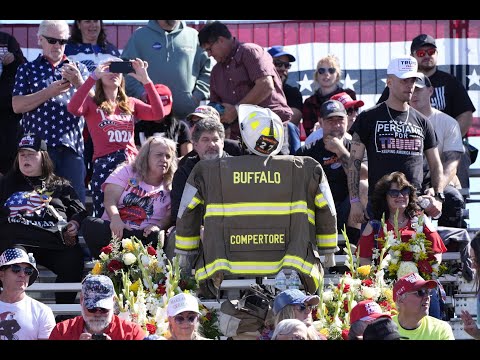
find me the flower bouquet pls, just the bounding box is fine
[90,234,222,339]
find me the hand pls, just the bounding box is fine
[323,135,345,155]
[143,224,160,237]
[422,195,442,218]
[2,52,14,65]
[110,215,131,240]
[61,62,83,88]
[50,79,73,96]
[350,201,369,224]
[128,58,150,84]
[460,310,480,339]
[63,221,79,247]
[221,103,237,125]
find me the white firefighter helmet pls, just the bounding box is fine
[237,104,284,156]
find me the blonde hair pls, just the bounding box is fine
[313,54,342,90]
[37,20,70,45]
[131,136,177,189]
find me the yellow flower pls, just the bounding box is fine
[319,328,329,337]
[357,265,371,277]
[130,279,141,294]
[382,288,393,300]
[92,261,102,275]
[122,238,135,251]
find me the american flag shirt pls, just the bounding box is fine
[64,42,120,72]
[12,54,89,156]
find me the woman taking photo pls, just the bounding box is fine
[68,57,167,217]
[81,136,177,259]
[0,133,87,304]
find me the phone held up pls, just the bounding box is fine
[91,333,107,340]
[109,61,134,74]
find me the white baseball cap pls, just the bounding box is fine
[167,293,201,317]
[387,55,422,79]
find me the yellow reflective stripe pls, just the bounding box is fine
[195,256,320,289]
[315,193,327,208]
[187,196,203,210]
[205,201,308,217]
[307,209,315,225]
[175,234,201,250]
[316,233,338,248]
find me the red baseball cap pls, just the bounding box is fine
[349,300,391,324]
[147,84,173,116]
[393,272,437,301]
[330,92,364,109]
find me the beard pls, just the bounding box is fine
[201,150,221,161]
[81,307,113,334]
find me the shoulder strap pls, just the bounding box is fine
[370,220,382,249]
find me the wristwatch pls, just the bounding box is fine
[434,192,446,203]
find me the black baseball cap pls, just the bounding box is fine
[415,73,432,89]
[363,317,406,340]
[18,133,47,152]
[411,34,437,53]
[320,100,347,119]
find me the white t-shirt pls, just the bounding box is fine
[0,295,56,340]
[428,108,464,154]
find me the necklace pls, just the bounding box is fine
[23,175,46,194]
[385,102,409,124]
[389,217,408,227]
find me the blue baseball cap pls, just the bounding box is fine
[267,45,296,62]
[273,289,319,315]
[82,275,115,310]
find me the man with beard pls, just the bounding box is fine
[296,100,368,245]
[49,275,145,340]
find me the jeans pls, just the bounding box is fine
[48,146,86,204]
[287,122,301,154]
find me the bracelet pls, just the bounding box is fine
[90,72,99,81]
[350,197,360,203]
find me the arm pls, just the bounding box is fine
[191,49,212,105]
[456,110,473,137]
[103,183,131,239]
[347,133,368,223]
[440,150,462,185]
[460,310,480,340]
[12,81,72,114]
[67,76,96,116]
[329,137,368,179]
[424,147,445,193]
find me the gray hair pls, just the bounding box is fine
[271,319,308,340]
[191,117,225,143]
[37,20,70,45]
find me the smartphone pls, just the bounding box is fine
[91,333,107,340]
[109,61,134,74]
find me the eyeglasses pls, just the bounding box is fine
[274,60,291,69]
[203,39,219,53]
[346,107,359,116]
[7,264,34,276]
[174,314,198,324]
[415,48,437,58]
[386,187,411,198]
[317,67,336,75]
[42,35,68,46]
[296,304,317,313]
[408,289,431,298]
[86,307,110,314]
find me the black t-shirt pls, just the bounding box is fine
[376,69,476,118]
[178,139,243,167]
[349,102,437,195]
[283,83,303,111]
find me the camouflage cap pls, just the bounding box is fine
[186,105,221,122]
[82,275,115,310]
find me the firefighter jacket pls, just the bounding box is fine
[175,154,338,293]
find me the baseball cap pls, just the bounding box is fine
[238,104,284,156]
[267,45,296,62]
[0,246,39,287]
[349,300,391,324]
[386,55,422,80]
[393,272,438,301]
[411,34,437,53]
[273,289,320,315]
[147,84,173,116]
[320,100,347,119]
[363,317,405,340]
[18,133,47,152]
[330,92,364,109]
[415,73,432,89]
[167,293,201,317]
[186,105,221,123]
[82,275,115,310]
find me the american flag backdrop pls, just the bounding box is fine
[4,19,480,134]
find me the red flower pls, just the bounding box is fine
[401,251,414,261]
[343,299,349,312]
[205,312,212,321]
[427,253,436,261]
[338,283,350,293]
[147,245,157,256]
[100,245,113,254]
[341,329,350,340]
[146,323,156,334]
[362,278,373,287]
[107,259,123,272]
[156,284,166,295]
[417,260,433,275]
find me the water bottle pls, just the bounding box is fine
[287,270,301,290]
[275,270,287,291]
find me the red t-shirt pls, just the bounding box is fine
[48,314,146,340]
[358,219,447,259]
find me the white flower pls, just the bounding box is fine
[141,254,151,267]
[397,261,418,278]
[322,290,334,302]
[361,285,378,300]
[99,252,109,261]
[123,252,137,266]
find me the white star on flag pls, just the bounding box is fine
[341,73,358,92]
[297,74,313,93]
[467,69,480,88]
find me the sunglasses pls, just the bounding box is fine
[386,187,411,198]
[274,60,291,69]
[174,314,198,324]
[42,35,68,46]
[87,307,110,314]
[415,48,437,57]
[317,67,336,75]
[408,289,431,297]
[8,264,34,276]
[346,107,359,116]
[296,304,317,313]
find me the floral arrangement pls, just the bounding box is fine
[372,213,447,281]
[312,228,396,340]
[90,234,222,339]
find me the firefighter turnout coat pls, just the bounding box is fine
[175,154,338,293]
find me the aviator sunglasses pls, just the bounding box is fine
[415,48,437,57]
[296,303,317,313]
[42,35,68,46]
[317,67,336,75]
[274,60,292,69]
[7,264,34,276]
[87,307,110,314]
[386,187,411,198]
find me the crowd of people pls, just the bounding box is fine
[0,19,478,341]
